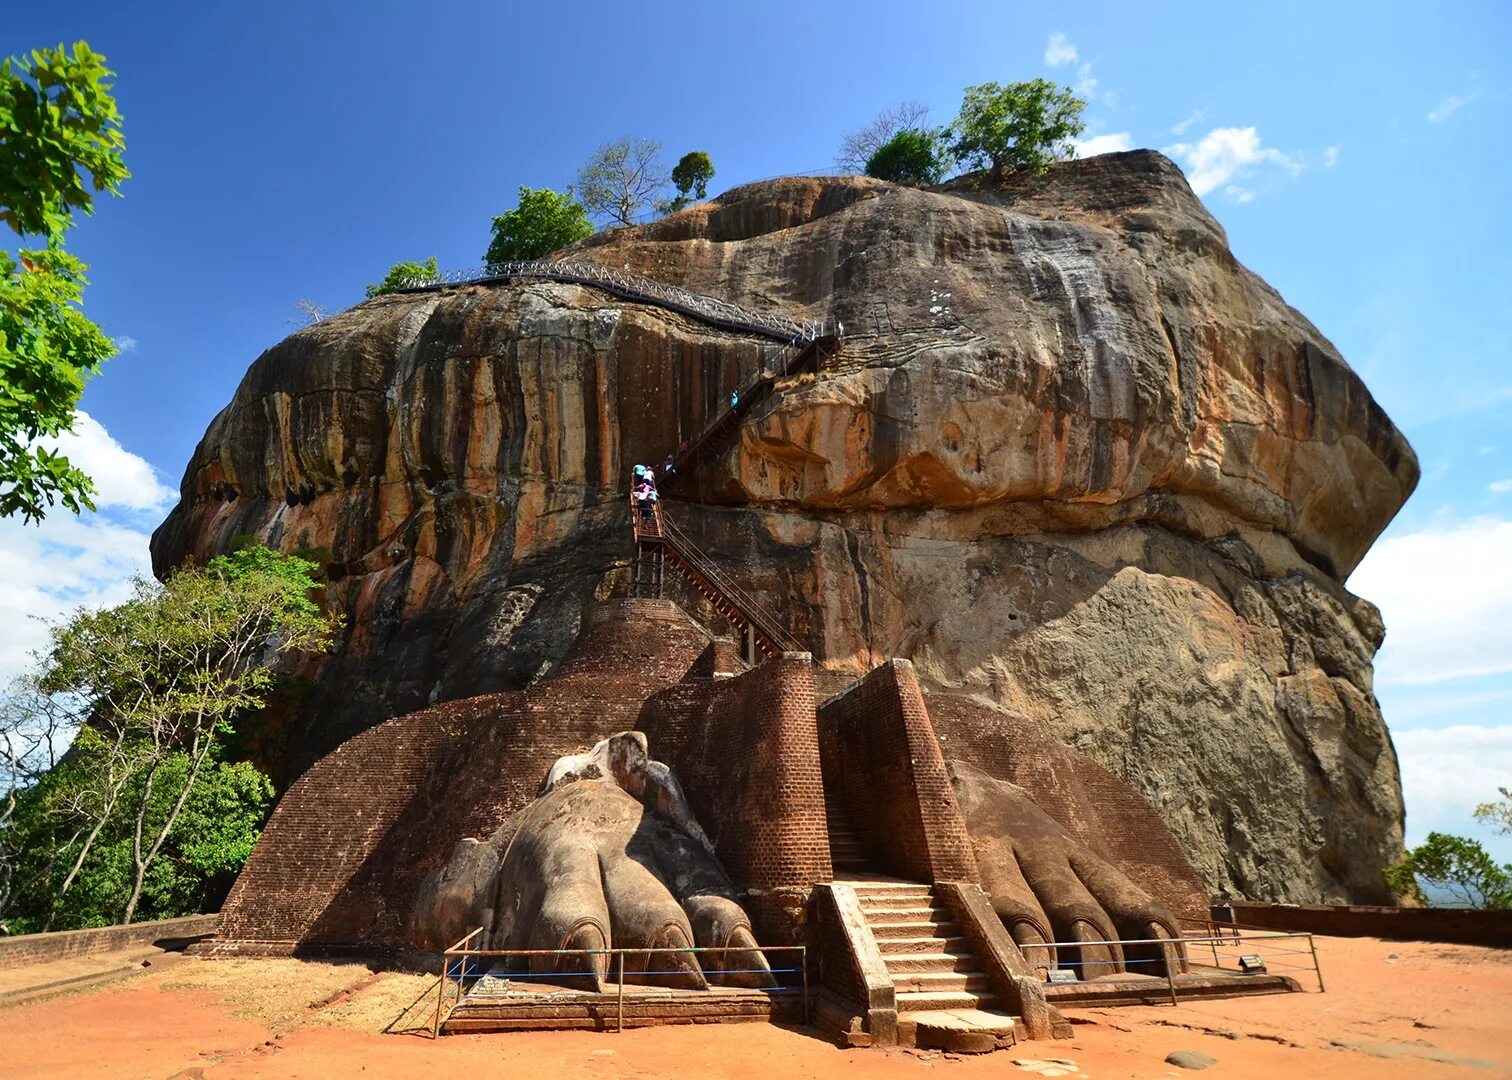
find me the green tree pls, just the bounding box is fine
[1,43,129,524]
[949,79,1086,179]
[1384,832,1512,910]
[484,186,593,264]
[1474,787,1512,835]
[661,151,715,213]
[865,129,946,185]
[577,138,668,226]
[1,545,336,927]
[836,101,930,174]
[365,256,438,298]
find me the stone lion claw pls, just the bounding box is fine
[413,732,774,991]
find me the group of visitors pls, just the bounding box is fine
[633,463,660,521]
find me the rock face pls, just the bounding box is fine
[152,151,1417,904]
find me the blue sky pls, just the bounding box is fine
[3,2,1509,860]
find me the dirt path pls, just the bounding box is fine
[1,936,1506,1079]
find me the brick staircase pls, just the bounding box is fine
[825,797,872,874]
[852,880,1023,1051]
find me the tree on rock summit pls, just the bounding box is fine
[485,186,594,264]
[660,151,715,214]
[949,78,1086,178]
[365,256,438,297]
[577,138,669,226]
[865,128,946,185]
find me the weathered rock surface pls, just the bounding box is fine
[152,151,1416,904]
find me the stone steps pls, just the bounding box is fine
[875,934,972,956]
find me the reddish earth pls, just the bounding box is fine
[1,935,1507,1079]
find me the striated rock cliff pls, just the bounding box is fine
[152,151,1417,904]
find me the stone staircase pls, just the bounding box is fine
[852,880,1023,1051]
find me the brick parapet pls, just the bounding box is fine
[818,660,977,885]
[0,914,219,969]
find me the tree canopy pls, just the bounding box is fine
[365,256,438,298]
[836,102,930,175]
[1475,787,1512,835]
[485,186,593,264]
[1384,832,1512,910]
[865,129,946,185]
[663,151,715,213]
[0,42,129,524]
[949,79,1086,178]
[577,138,668,226]
[1,546,336,930]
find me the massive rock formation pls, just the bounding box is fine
[152,151,1417,905]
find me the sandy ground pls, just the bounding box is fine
[0,935,1507,1079]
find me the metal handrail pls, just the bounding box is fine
[433,934,808,1036]
[658,511,803,654]
[393,259,839,345]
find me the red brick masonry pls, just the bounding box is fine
[0,914,219,968]
[1217,901,1512,948]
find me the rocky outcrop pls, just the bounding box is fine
[152,151,1416,904]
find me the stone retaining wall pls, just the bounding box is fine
[0,914,219,968]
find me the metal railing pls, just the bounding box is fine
[1020,925,1325,1006]
[433,927,807,1035]
[658,509,804,655]
[393,259,838,345]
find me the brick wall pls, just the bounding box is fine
[637,653,831,942]
[1218,902,1512,947]
[212,599,713,952]
[920,688,1208,920]
[818,660,977,884]
[0,914,219,968]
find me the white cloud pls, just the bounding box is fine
[1393,724,1512,843]
[1427,92,1477,123]
[1164,126,1304,197]
[1224,184,1254,203]
[0,414,173,681]
[1171,108,1209,136]
[1323,145,1340,168]
[41,412,176,512]
[113,335,138,353]
[1044,32,1078,67]
[1074,62,1098,100]
[1489,479,1512,494]
[1349,517,1512,684]
[1071,132,1133,157]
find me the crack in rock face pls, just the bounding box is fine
[151,151,1417,904]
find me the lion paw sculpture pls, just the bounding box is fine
[412,731,773,990]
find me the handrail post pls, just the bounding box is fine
[1308,934,1325,992]
[432,951,446,1037]
[616,951,625,1032]
[801,946,809,1026]
[1166,958,1178,1006]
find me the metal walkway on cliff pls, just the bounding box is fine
[394,257,835,665]
[395,259,837,345]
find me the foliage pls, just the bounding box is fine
[0,545,335,928]
[949,79,1086,178]
[836,101,930,174]
[576,138,669,226]
[365,256,437,298]
[1474,787,1512,835]
[0,43,130,241]
[865,129,946,185]
[1384,832,1512,910]
[4,754,273,933]
[286,298,332,326]
[660,151,715,214]
[0,42,129,524]
[484,186,593,264]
